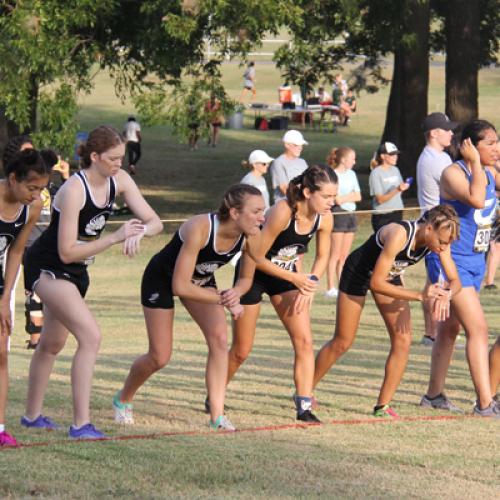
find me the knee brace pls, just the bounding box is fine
[25,292,43,334]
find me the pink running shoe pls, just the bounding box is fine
[0,430,18,447]
[373,404,400,418]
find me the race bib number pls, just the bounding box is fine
[473,224,491,253]
[270,255,297,271]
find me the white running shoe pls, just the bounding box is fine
[324,287,338,298]
[113,391,134,425]
[209,415,236,431]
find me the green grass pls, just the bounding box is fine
[2,62,499,498]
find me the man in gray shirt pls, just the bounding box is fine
[416,112,458,349]
[417,112,457,215]
[270,129,309,203]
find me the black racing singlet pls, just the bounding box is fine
[0,204,29,293]
[27,170,116,270]
[154,213,245,286]
[266,214,321,272]
[351,220,430,280]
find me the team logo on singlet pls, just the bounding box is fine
[389,260,410,277]
[0,234,13,263]
[192,261,224,286]
[270,244,305,271]
[40,188,51,216]
[85,213,108,237]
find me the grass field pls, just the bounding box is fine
[1,61,499,498]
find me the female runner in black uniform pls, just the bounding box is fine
[0,149,49,447]
[226,165,337,423]
[115,184,265,431]
[313,205,461,417]
[22,126,162,440]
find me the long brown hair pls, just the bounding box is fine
[326,146,354,169]
[216,183,262,222]
[286,164,338,212]
[76,126,124,169]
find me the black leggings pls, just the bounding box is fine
[127,142,141,166]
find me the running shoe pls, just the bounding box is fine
[113,391,134,425]
[208,415,236,431]
[420,393,464,413]
[373,405,400,418]
[0,430,18,447]
[472,401,500,418]
[69,423,107,440]
[296,410,321,423]
[420,335,435,346]
[20,414,61,430]
[483,284,497,291]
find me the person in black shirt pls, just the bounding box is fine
[115,184,265,431]
[314,205,461,417]
[227,165,337,423]
[22,126,162,440]
[0,149,50,447]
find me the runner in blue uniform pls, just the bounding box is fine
[0,149,50,447]
[115,184,265,431]
[22,126,163,439]
[226,165,337,423]
[422,120,500,417]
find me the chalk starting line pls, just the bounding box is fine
[2,413,471,451]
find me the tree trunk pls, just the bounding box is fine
[382,0,430,182]
[444,0,480,123]
[0,107,20,160]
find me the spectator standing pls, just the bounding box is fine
[416,112,458,345]
[270,130,309,203]
[369,142,410,232]
[205,93,224,147]
[123,116,141,175]
[241,150,273,211]
[239,62,257,103]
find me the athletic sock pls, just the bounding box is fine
[426,394,442,401]
[0,424,5,433]
[295,396,312,415]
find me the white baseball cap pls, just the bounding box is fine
[282,129,308,146]
[248,150,274,164]
[378,142,401,155]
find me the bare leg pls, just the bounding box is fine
[271,291,314,396]
[227,303,260,384]
[26,275,102,426]
[181,298,229,422]
[427,287,491,409]
[0,335,8,424]
[314,291,365,389]
[337,232,355,285]
[372,292,412,406]
[422,278,438,341]
[327,232,343,290]
[489,337,500,397]
[485,241,500,286]
[120,307,174,402]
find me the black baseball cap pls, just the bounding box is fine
[423,112,458,132]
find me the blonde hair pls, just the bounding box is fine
[326,147,354,169]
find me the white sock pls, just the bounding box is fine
[0,424,5,433]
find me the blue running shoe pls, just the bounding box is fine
[69,423,107,440]
[20,415,61,430]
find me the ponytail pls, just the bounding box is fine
[286,164,338,212]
